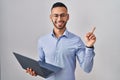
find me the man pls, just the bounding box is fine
[26,2,96,80]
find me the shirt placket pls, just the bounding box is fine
[54,37,64,68]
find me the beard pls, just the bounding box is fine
[52,20,67,30]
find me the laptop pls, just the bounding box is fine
[13,52,62,78]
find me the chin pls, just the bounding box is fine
[54,23,66,30]
[57,26,65,29]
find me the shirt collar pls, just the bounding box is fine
[51,29,69,38]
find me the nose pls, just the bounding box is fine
[57,16,62,21]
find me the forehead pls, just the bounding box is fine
[51,7,67,14]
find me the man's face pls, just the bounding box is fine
[50,7,69,30]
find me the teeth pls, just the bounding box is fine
[58,22,63,24]
[58,23,63,25]
[58,22,62,24]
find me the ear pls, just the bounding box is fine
[67,14,69,21]
[50,14,52,20]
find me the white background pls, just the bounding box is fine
[1,0,120,80]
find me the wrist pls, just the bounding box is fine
[86,45,94,48]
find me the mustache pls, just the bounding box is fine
[58,21,64,22]
[51,20,66,24]
[56,21,64,23]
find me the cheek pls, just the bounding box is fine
[62,17,69,22]
[65,19,68,22]
[53,20,57,24]
[51,19,57,25]
[51,19,55,23]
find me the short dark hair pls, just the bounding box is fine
[51,2,68,11]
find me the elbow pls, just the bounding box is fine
[81,63,93,73]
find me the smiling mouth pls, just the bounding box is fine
[57,21,64,25]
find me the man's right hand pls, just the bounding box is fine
[26,68,37,76]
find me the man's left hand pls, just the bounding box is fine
[85,27,96,47]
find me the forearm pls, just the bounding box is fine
[81,47,95,73]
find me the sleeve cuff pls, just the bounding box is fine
[85,46,94,48]
[85,46,95,56]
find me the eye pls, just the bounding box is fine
[61,14,66,17]
[53,14,58,17]
[52,14,67,18]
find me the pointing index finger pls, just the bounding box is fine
[91,27,96,34]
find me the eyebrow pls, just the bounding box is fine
[52,13,67,15]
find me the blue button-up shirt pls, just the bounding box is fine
[38,29,95,80]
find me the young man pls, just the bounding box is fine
[26,2,96,80]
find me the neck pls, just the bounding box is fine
[53,27,66,38]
